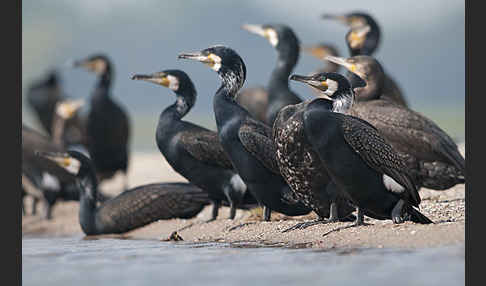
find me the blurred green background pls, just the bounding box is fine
[22,0,465,151]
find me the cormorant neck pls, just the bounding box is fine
[51,115,66,146]
[353,75,383,101]
[268,48,298,94]
[331,90,354,113]
[77,166,99,235]
[213,84,247,130]
[95,71,112,96]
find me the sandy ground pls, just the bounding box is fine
[22,144,465,249]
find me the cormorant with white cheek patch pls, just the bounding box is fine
[289,72,433,230]
[322,12,408,107]
[71,54,131,191]
[242,24,302,125]
[179,46,311,221]
[132,69,253,220]
[37,150,209,235]
[325,55,466,190]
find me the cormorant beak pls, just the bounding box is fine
[301,45,331,60]
[242,24,278,47]
[55,99,85,119]
[179,52,221,71]
[70,58,107,74]
[241,24,266,37]
[131,73,170,87]
[290,74,331,99]
[325,56,357,73]
[321,14,349,25]
[35,151,81,175]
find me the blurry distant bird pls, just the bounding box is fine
[322,12,408,107]
[72,54,131,191]
[26,70,87,146]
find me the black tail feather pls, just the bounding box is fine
[408,206,434,224]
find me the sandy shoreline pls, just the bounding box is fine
[22,144,465,250]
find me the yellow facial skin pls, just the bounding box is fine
[347,31,365,49]
[82,59,107,74]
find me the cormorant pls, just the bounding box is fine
[325,55,466,190]
[26,70,87,146]
[242,24,302,125]
[72,54,131,190]
[236,87,268,123]
[289,72,433,227]
[179,45,311,221]
[322,12,408,107]
[131,69,251,220]
[37,150,209,235]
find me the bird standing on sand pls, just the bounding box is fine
[179,45,311,221]
[289,72,433,230]
[132,69,252,220]
[37,150,209,235]
[72,54,131,190]
[325,55,465,190]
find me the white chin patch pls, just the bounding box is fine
[62,158,81,175]
[266,29,279,47]
[166,75,180,91]
[230,174,247,193]
[324,79,339,96]
[208,54,222,72]
[41,173,60,191]
[383,174,405,193]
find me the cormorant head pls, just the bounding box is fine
[322,12,380,55]
[242,24,300,54]
[178,46,246,95]
[290,72,354,113]
[131,69,195,96]
[72,54,112,76]
[55,99,85,120]
[325,55,384,100]
[35,150,91,177]
[302,43,339,61]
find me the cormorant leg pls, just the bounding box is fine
[322,207,371,237]
[207,200,220,222]
[263,206,271,221]
[328,201,339,222]
[43,202,53,220]
[31,197,39,215]
[229,201,236,220]
[391,199,405,224]
[281,216,328,233]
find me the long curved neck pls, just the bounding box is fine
[51,114,66,146]
[94,71,112,98]
[268,48,298,97]
[332,91,354,114]
[159,89,195,125]
[77,166,99,235]
[214,84,247,132]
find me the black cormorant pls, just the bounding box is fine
[242,24,302,125]
[131,69,251,220]
[37,150,209,235]
[179,45,311,221]
[26,70,87,146]
[322,12,408,107]
[290,72,433,227]
[325,55,466,190]
[72,54,131,190]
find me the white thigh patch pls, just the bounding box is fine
[230,174,247,193]
[383,174,405,193]
[41,173,61,191]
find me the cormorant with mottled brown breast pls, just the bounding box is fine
[37,150,209,235]
[179,45,311,221]
[289,72,433,229]
[242,24,302,125]
[325,55,465,190]
[322,12,408,107]
[131,69,252,220]
[72,54,131,190]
